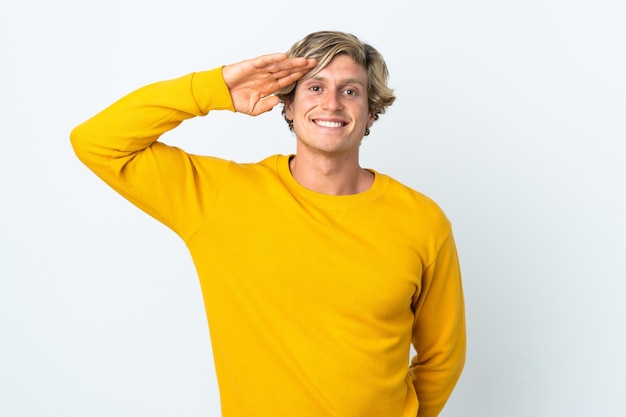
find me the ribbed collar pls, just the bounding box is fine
[271,154,389,209]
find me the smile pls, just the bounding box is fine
[314,120,346,128]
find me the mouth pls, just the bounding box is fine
[313,119,347,128]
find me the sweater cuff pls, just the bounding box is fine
[191,67,235,115]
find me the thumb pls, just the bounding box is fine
[254,95,281,115]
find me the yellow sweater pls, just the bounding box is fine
[71,68,466,417]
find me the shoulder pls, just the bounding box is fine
[191,154,282,174]
[190,154,285,192]
[376,172,452,234]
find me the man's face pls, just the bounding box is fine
[285,54,374,159]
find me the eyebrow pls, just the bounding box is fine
[307,75,368,87]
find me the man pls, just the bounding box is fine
[71,31,466,417]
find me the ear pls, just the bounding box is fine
[284,97,294,121]
[367,112,375,129]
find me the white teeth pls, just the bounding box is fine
[315,120,343,128]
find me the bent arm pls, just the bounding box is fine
[70,68,235,239]
[410,232,466,417]
[70,55,315,239]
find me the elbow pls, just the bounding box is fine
[69,123,92,164]
[69,124,83,156]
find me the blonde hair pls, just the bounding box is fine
[276,31,396,134]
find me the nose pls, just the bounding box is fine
[321,91,343,111]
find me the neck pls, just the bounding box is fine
[289,153,374,196]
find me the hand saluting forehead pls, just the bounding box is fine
[222,53,317,116]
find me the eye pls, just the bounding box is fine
[344,89,357,96]
[309,85,322,92]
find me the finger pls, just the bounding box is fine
[272,68,314,89]
[254,95,280,115]
[270,61,316,79]
[256,53,288,64]
[271,58,317,75]
[254,54,315,72]
[252,53,288,70]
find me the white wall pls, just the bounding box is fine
[1,0,624,416]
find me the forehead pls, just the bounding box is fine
[304,54,368,85]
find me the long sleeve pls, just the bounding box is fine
[410,232,466,417]
[70,68,235,240]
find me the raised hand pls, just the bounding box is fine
[222,53,316,116]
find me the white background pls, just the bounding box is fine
[2,0,625,416]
